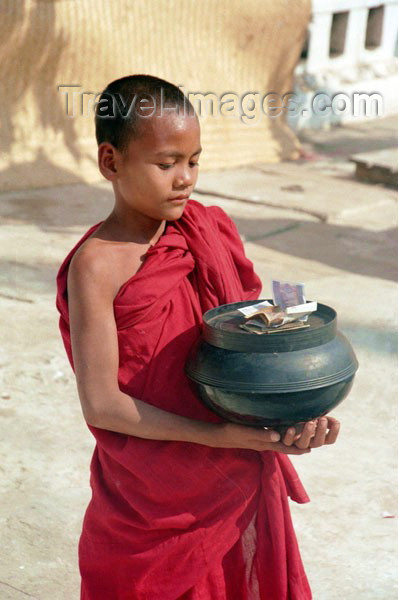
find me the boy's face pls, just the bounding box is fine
[109,110,201,222]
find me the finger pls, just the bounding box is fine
[290,422,305,441]
[310,417,328,448]
[261,428,281,443]
[293,422,305,437]
[295,420,316,449]
[325,418,340,444]
[271,442,311,455]
[282,427,296,446]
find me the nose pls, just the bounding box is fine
[173,165,193,189]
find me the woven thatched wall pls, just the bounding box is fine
[0,0,310,191]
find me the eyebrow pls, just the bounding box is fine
[154,147,202,158]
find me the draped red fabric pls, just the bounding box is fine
[56,200,311,600]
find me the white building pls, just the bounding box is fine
[290,0,398,128]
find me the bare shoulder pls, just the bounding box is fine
[68,237,119,303]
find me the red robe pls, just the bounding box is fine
[56,199,311,600]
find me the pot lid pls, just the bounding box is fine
[202,299,337,353]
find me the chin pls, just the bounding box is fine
[165,202,188,220]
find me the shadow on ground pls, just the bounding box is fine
[0,182,112,232]
[297,117,398,159]
[1,189,397,285]
[234,216,398,283]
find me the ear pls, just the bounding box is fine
[98,142,121,181]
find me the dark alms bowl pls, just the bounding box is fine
[185,300,358,428]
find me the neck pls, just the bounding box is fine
[107,206,166,245]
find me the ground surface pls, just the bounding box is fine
[0,118,397,599]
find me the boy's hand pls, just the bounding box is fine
[281,417,340,449]
[215,422,312,454]
[213,417,340,454]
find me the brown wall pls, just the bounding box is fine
[0,0,310,191]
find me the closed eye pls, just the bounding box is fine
[158,163,175,170]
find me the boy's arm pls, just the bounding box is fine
[67,247,338,454]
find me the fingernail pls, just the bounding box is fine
[271,432,280,442]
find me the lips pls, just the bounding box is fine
[169,194,189,201]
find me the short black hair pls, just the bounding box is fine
[95,74,195,150]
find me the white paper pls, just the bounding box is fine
[238,300,272,318]
[285,302,317,315]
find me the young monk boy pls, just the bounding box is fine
[56,75,340,599]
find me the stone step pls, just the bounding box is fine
[350,148,398,188]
